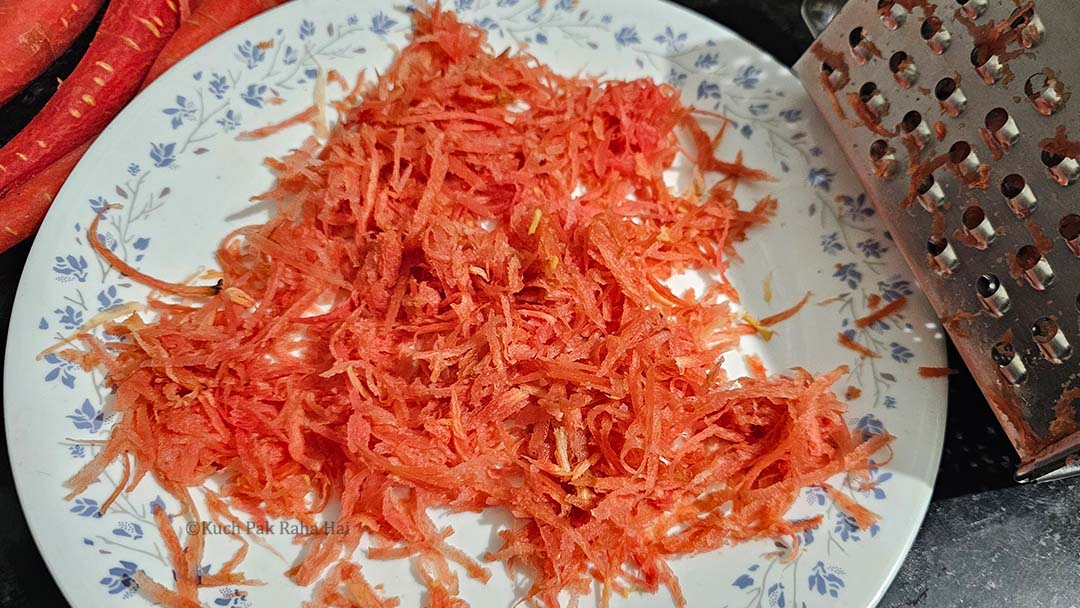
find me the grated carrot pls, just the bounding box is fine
[837,332,880,359]
[66,7,889,607]
[758,291,812,327]
[918,366,958,378]
[854,295,907,329]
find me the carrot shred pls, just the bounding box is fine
[65,7,891,607]
[823,484,880,530]
[854,295,907,329]
[758,291,812,327]
[837,332,881,358]
[918,366,958,378]
[239,106,320,139]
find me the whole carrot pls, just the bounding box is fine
[0,0,180,197]
[0,0,107,106]
[0,141,90,253]
[141,0,285,88]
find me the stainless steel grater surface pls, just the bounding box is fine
[793,0,1080,482]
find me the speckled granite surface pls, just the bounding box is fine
[0,1,1070,606]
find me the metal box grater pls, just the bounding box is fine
[792,0,1080,482]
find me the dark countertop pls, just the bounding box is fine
[0,1,1072,606]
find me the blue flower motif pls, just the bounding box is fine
[43,353,78,388]
[236,41,266,69]
[217,109,242,132]
[877,275,913,302]
[112,521,144,540]
[100,561,139,598]
[67,399,104,432]
[299,19,316,40]
[733,64,762,89]
[614,26,641,47]
[733,573,754,589]
[749,103,769,116]
[857,238,886,259]
[54,305,83,330]
[654,26,688,52]
[526,7,544,22]
[241,84,267,108]
[863,467,894,500]
[600,14,613,24]
[150,142,177,168]
[855,413,886,441]
[70,497,101,517]
[808,561,845,598]
[739,123,753,139]
[884,395,897,409]
[696,81,721,101]
[454,0,475,10]
[535,32,548,44]
[70,444,86,458]
[88,196,109,217]
[215,589,253,608]
[889,341,914,363]
[665,69,687,87]
[808,167,835,191]
[497,0,520,5]
[821,232,844,255]
[347,14,359,26]
[474,17,498,31]
[694,52,719,69]
[97,286,123,311]
[805,486,828,506]
[127,163,140,176]
[39,317,48,330]
[53,254,89,283]
[792,519,817,546]
[834,512,862,542]
[810,145,823,157]
[768,582,786,608]
[282,45,299,65]
[162,95,198,129]
[208,73,230,99]
[779,109,802,123]
[833,262,862,288]
[839,192,875,221]
[371,11,398,35]
[133,237,151,251]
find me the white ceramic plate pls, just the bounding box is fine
[4,1,947,606]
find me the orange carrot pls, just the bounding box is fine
[0,0,106,105]
[837,332,880,358]
[918,366,958,378]
[854,295,907,329]
[88,206,220,298]
[141,0,285,87]
[0,0,181,196]
[0,140,90,253]
[758,291,812,327]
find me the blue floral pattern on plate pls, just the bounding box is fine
[4,1,946,607]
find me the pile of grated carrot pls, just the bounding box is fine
[62,7,889,607]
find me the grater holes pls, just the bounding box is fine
[917,173,946,210]
[935,77,966,116]
[1032,317,1071,364]
[985,108,1019,147]
[848,26,875,64]
[877,0,907,30]
[976,273,1009,316]
[1009,6,1044,48]
[970,46,1003,84]
[927,236,959,273]
[820,62,848,91]
[1001,173,1037,217]
[1041,148,1080,186]
[921,17,951,54]
[858,82,889,118]
[991,341,1027,385]
[1059,214,1080,257]
[1024,73,1065,115]
[956,0,987,20]
[901,110,931,148]
[1017,244,1054,290]
[948,141,981,176]
[889,51,918,88]
[869,139,898,177]
[963,205,995,248]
